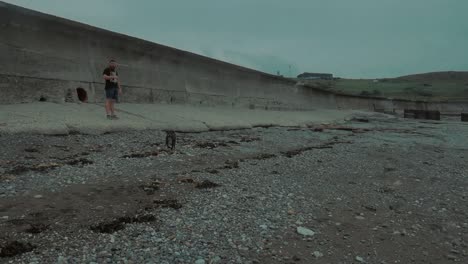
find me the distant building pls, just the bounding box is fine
[297,72,333,80]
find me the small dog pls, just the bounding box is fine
[165,131,176,150]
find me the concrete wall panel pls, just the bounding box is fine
[1,2,467,113]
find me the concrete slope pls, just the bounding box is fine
[0,102,358,135]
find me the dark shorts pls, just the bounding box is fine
[105,88,118,100]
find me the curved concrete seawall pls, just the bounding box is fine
[1,1,467,114]
[333,93,467,115]
[0,1,330,110]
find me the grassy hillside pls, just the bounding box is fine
[299,71,468,101]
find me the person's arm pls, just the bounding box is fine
[103,74,115,81]
[103,74,118,81]
[116,72,122,94]
[102,69,118,81]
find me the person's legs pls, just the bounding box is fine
[105,89,112,118]
[110,100,115,115]
[105,99,110,115]
[110,88,119,119]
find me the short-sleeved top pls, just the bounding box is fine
[103,67,119,90]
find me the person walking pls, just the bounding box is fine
[102,59,122,119]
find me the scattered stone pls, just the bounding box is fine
[212,256,222,263]
[297,227,315,236]
[355,256,365,262]
[0,119,464,263]
[195,259,206,264]
[57,256,67,264]
[0,175,15,184]
[393,180,402,186]
[33,195,43,199]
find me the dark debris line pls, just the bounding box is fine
[0,241,35,258]
[90,214,157,234]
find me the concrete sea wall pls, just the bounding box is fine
[0,1,325,110]
[332,93,467,115]
[1,1,467,115]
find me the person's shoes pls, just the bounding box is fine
[106,115,112,120]
[111,115,119,120]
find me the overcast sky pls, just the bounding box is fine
[4,0,468,78]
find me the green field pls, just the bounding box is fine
[298,71,468,101]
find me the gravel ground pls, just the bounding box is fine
[0,114,467,263]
